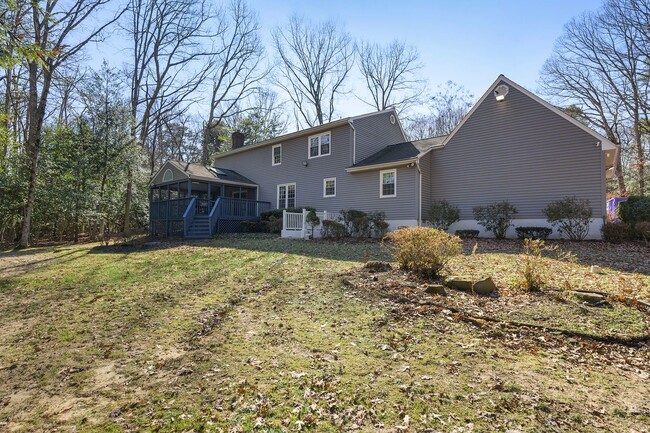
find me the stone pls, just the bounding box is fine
[364,260,392,272]
[444,276,497,296]
[571,291,607,305]
[423,284,447,296]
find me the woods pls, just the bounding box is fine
[1,0,649,246]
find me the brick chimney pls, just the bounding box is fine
[231,131,245,150]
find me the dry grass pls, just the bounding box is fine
[0,234,648,432]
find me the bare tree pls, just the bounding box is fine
[124,0,219,229]
[202,0,266,164]
[19,0,124,248]
[272,16,354,128]
[405,81,473,140]
[357,39,424,112]
[540,0,650,195]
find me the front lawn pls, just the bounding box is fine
[0,234,648,432]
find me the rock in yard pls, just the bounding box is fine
[571,290,608,305]
[364,261,392,272]
[445,276,497,296]
[423,284,446,296]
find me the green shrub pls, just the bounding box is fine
[268,216,282,233]
[321,220,346,240]
[305,210,321,239]
[427,200,460,231]
[634,221,650,245]
[543,197,592,241]
[515,226,552,240]
[473,201,517,239]
[455,229,479,239]
[368,211,389,238]
[240,220,269,233]
[260,207,316,221]
[618,196,650,225]
[387,227,462,278]
[339,209,367,236]
[601,222,632,243]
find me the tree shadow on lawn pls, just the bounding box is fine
[468,238,650,275]
[87,233,392,263]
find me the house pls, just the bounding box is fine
[149,75,616,240]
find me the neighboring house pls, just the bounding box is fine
[149,75,616,239]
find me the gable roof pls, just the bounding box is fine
[433,75,616,154]
[214,108,400,159]
[346,136,446,172]
[150,160,257,186]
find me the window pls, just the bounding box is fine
[380,169,396,198]
[277,183,296,208]
[162,169,173,182]
[272,144,282,166]
[323,177,336,198]
[308,132,331,158]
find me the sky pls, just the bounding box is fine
[92,0,605,124]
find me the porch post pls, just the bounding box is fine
[282,209,287,232]
[188,180,192,197]
[208,183,212,208]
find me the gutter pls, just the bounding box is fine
[345,158,418,173]
[416,159,422,225]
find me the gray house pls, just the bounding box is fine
[150,75,616,239]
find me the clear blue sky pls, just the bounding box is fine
[245,0,603,116]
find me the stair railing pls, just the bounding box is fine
[182,197,197,238]
[208,197,222,236]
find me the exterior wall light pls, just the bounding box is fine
[303,161,308,167]
[494,84,509,102]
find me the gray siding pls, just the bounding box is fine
[215,120,418,220]
[152,163,187,185]
[353,111,407,163]
[427,80,605,220]
[419,153,432,221]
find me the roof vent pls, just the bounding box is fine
[389,114,396,124]
[494,84,509,102]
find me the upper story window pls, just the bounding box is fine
[272,144,282,166]
[308,132,331,159]
[380,169,396,198]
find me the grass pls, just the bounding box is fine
[0,234,648,432]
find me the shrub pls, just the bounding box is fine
[473,201,517,239]
[386,227,462,278]
[518,239,555,291]
[601,222,632,243]
[240,220,269,233]
[260,207,316,221]
[339,209,367,236]
[305,210,321,239]
[618,196,650,225]
[368,211,389,238]
[268,216,282,233]
[321,220,346,240]
[635,221,650,245]
[455,229,479,239]
[515,226,552,240]
[427,200,460,231]
[543,197,592,241]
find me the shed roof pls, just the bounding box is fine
[347,136,446,171]
[152,160,257,186]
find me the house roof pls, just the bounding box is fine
[152,160,257,186]
[346,136,446,172]
[213,108,401,159]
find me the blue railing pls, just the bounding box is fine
[208,198,221,236]
[182,197,197,238]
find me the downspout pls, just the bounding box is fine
[415,159,422,226]
[348,120,356,165]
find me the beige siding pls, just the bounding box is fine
[427,81,605,220]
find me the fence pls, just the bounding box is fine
[282,209,337,238]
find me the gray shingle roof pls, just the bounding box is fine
[351,136,447,168]
[168,160,256,185]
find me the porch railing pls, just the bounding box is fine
[282,209,337,237]
[182,197,197,237]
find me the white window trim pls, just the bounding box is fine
[323,177,336,198]
[272,144,282,166]
[162,169,174,182]
[379,169,397,198]
[307,131,331,159]
[277,182,296,209]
